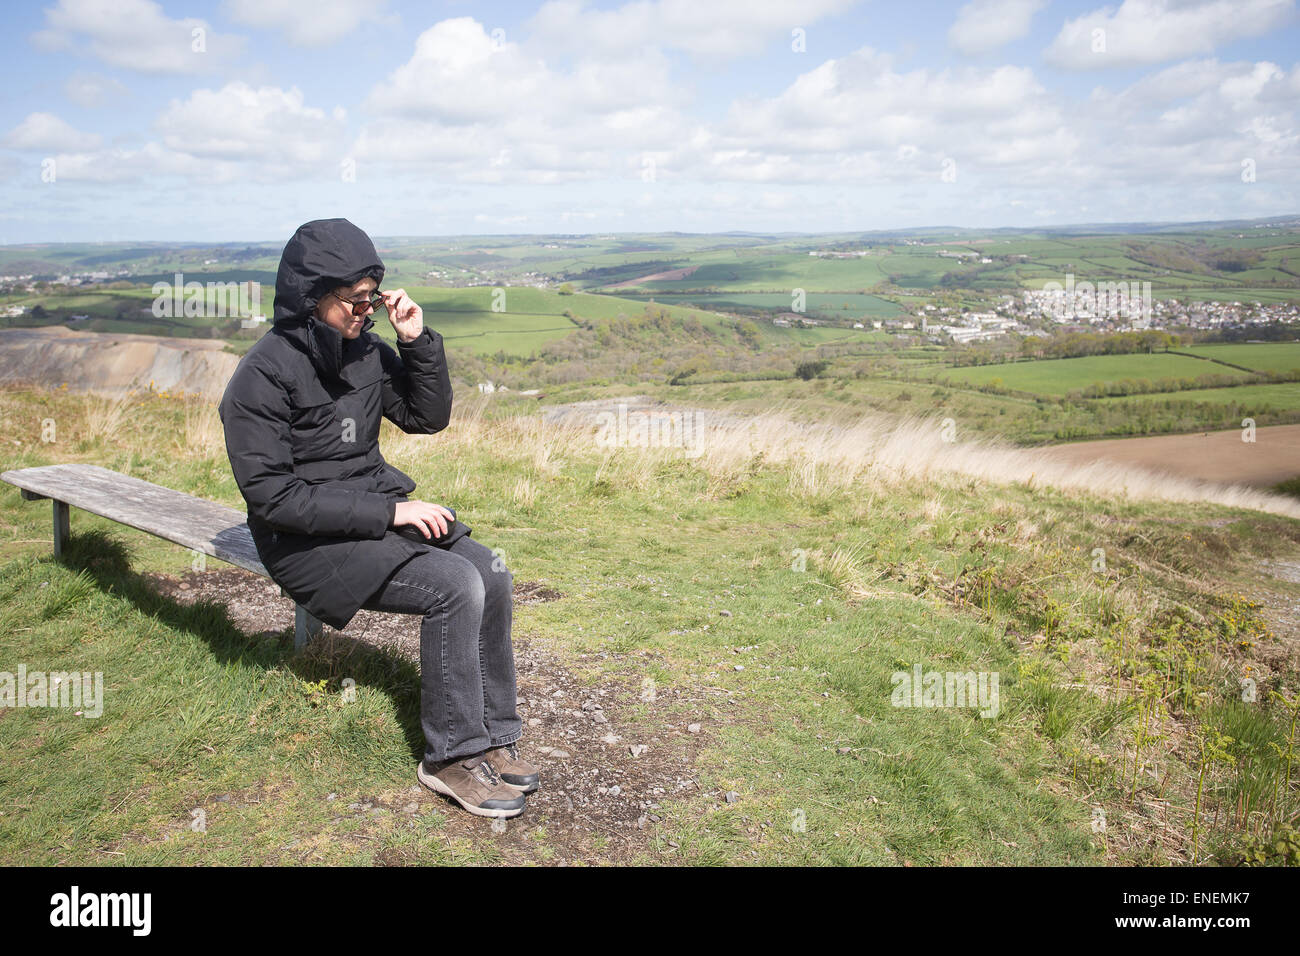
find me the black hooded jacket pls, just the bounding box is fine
[218,218,470,630]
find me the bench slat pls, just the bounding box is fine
[1,464,267,576]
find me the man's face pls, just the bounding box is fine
[315,277,378,340]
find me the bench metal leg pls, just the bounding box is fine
[52,500,69,560]
[18,490,68,560]
[294,604,323,650]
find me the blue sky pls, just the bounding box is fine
[1,0,1297,242]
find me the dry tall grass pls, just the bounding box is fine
[410,395,1300,520]
[83,388,135,445]
[690,405,1300,519]
[182,398,224,457]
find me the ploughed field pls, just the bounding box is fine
[1043,424,1300,488]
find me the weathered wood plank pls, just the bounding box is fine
[3,464,333,648]
[1,464,267,576]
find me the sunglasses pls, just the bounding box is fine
[326,289,386,316]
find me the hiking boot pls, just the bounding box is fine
[485,742,540,793]
[417,754,526,818]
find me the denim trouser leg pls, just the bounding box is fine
[358,535,522,766]
[446,535,522,752]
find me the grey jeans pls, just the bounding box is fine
[358,534,522,767]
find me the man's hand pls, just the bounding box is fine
[381,288,424,343]
[393,499,454,539]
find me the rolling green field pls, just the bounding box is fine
[628,291,904,320]
[624,254,892,292]
[1183,343,1300,373]
[396,286,885,355]
[1097,382,1300,411]
[937,353,1255,396]
[0,280,883,359]
[407,287,581,355]
[0,287,252,338]
[4,226,1299,440]
[6,223,1299,304]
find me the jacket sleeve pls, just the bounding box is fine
[378,327,453,434]
[219,362,394,538]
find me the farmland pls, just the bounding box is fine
[4,222,1300,437]
[936,353,1256,396]
[1182,342,1300,373]
[1097,382,1300,411]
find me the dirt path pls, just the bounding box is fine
[143,567,726,864]
[1042,424,1300,488]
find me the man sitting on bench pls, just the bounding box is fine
[218,218,538,820]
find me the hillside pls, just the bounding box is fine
[0,326,238,402]
[1,384,1298,865]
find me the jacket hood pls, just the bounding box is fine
[274,218,385,323]
[272,218,385,383]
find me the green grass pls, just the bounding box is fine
[1096,382,1300,411]
[938,353,1255,396]
[595,253,891,293]
[629,291,904,319]
[2,384,1298,865]
[0,533,496,865]
[1183,343,1300,374]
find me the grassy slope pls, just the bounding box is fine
[2,283,865,358]
[602,370,1300,446]
[1095,383,1300,410]
[1,386,1298,865]
[938,353,1255,395]
[1184,343,1300,373]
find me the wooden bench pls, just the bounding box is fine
[1,463,324,649]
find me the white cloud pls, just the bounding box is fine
[63,72,129,108]
[28,143,217,184]
[1096,57,1228,107]
[1044,0,1295,70]
[3,113,102,152]
[948,0,1046,55]
[8,82,351,186]
[701,48,1071,183]
[33,0,244,74]
[365,17,555,122]
[155,83,346,169]
[366,16,684,120]
[675,47,1299,192]
[356,17,690,182]
[221,0,390,47]
[524,0,858,59]
[356,37,1093,189]
[7,0,1296,233]
[1078,58,1298,180]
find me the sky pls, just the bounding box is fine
[1,0,1297,243]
